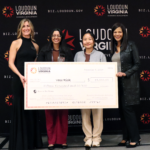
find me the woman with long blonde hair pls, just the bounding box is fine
[9,18,42,150]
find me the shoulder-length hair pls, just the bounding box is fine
[111,22,128,54]
[17,18,35,41]
[47,28,70,56]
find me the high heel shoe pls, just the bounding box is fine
[126,140,140,148]
[48,145,54,150]
[118,142,126,146]
[118,140,129,146]
[61,144,68,149]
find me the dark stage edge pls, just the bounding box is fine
[1,134,150,149]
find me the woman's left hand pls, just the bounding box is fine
[116,72,126,77]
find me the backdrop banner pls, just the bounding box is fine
[0,0,150,135]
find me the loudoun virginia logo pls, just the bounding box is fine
[2,6,14,18]
[140,70,150,81]
[141,113,150,124]
[94,5,106,16]
[5,95,13,106]
[139,26,150,38]
[31,68,37,74]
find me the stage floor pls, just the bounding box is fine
[1,133,150,149]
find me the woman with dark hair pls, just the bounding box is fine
[111,23,140,148]
[74,31,106,148]
[37,28,73,150]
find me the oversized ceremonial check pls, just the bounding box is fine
[25,62,118,109]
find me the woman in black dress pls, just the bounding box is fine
[111,23,140,148]
[37,28,73,150]
[9,19,42,150]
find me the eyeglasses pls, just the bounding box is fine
[52,35,61,38]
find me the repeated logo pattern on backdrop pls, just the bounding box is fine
[2,6,14,18]
[94,5,106,16]
[5,95,13,106]
[141,113,150,124]
[2,5,37,18]
[1,1,150,135]
[139,26,150,37]
[140,70,150,81]
[4,51,9,61]
[94,4,128,17]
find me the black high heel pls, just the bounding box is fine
[126,140,140,148]
[61,144,68,149]
[48,145,54,150]
[118,140,129,146]
[118,142,126,146]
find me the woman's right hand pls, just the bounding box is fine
[19,75,26,88]
[116,72,126,77]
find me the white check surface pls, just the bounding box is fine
[25,62,118,109]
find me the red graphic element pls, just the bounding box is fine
[94,5,106,16]
[4,50,9,61]
[63,29,75,50]
[2,6,14,18]
[141,113,150,124]
[62,30,65,34]
[140,70,150,81]
[64,30,74,39]
[5,95,13,106]
[139,26,150,37]
[67,39,75,47]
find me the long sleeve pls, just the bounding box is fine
[124,42,140,77]
[101,53,107,62]
[74,52,78,62]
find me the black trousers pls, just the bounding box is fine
[118,78,140,142]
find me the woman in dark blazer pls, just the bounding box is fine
[111,23,140,148]
[37,29,73,62]
[37,28,73,150]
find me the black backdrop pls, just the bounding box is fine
[0,0,150,135]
